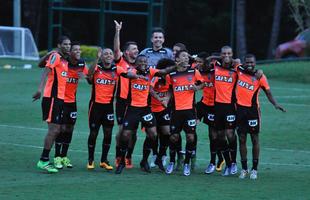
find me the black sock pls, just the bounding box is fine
[61,143,70,157]
[210,139,216,164]
[61,129,73,157]
[229,136,237,163]
[252,159,259,170]
[142,137,151,162]
[219,140,231,167]
[241,159,248,170]
[184,141,195,164]
[153,135,159,156]
[126,147,133,159]
[101,134,111,162]
[40,148,50,162]
[217,150,224,162]
[169,140,177,163]
[158,134,169,160]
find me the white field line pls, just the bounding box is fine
[0,141,310,168]
[1,124,310,155]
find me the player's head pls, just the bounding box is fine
[195,51,208,70]
[175,49,189,71]
[123,41,139,60]
[173,43,187,58]
[244,54,256,72]
[57,35,71,55]
[221,45,233,66]
[135,54,148,72]
[101,48,114,65]
[156,58,175,70]
[151,27,165,49]
[70,41,81,61]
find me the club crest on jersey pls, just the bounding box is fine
[215,75,233,83]
[229,71,233,76]
[251,76,256,82]
[187,76,193,82]
[237,80,254,90]
[111,72,116,78]
[173,79,177,82]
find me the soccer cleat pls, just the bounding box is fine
[115,157,121,168]
[239,169,249,179]
[190,156,196,171]
[150,155,157,168]
[216,160,225,172]
[100,161,113,170]
[125,158,133,169]
[87,161,95,170]
[62,157,73,168]
[140,160,151,173]
[204,163,216,174]
[54,156,63,169]
[115,162,125,174]
[165,162,175,174]
[231,163,238,174]
[250,169,258,180]
[222,166,231,176]
[37,160,58,173]
[155,158,165,171]
[162,155,168,166]
[176,154,184,171]
[183,164,191,176]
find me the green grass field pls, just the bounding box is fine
[0,61,310,200]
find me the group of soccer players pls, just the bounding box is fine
[33,21,286,179]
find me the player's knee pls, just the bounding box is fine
[186,133,195,143]
[170,133,180,143]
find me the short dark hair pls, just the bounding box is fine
[221,45,232,52]
[122,41,137,52]
[70,41,80,48]
[245,54,256,60]
[175,49,188,59]
[156,58,175,69]
[211,52,220,57]
[135,54,147,64]
[58,35,70,45]
[152,27,165,36]
[173,43,187,51]
[197,52,209,60]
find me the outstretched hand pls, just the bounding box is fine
[114,20,122,31]
[97,47,103,59]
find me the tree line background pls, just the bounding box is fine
[0,0,303,60]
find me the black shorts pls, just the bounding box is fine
[153,108,171,126]
[196,101,215,127]
[123,106,156,130]
[214,102,236,130]
[170,109,197,134]
[42,97,64,124]
[115,98,128,125]
[63,102,77,125]
[237,105,261,134]
[89,101,114,131]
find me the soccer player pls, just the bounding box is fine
[236,54,285,180]
[32,36,71,173]
[113,20,139,168]
[150,58,175,167]
[165,50,204,176]
[213,46,240,176]
[115,55,176,174]
[172,43,187,58]
[53,42,88,169]
[86,47,139,170]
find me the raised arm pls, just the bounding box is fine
[87,48,102,84]
[113,20,123,61]
[264,89,286,112]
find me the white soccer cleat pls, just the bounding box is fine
[250,169,258,180]
[204,163,216,174]
[150,155,157,168]
[239,169,249,179]
[162,155,168,166]
[183,164,191,176]
[165,162,175,174]
[231,163,238,174]
[222,166,231,176]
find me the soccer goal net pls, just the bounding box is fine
[0,26,39,60]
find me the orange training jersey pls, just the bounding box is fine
[236,69,270,107]
[128,68,159,107]
[43,52,68,99]
[167,68,204,111]
[64,60,88,103]
[151,75,170,112]
[91,64,125,104]
[214,63,238,104]
[115,56,134,100]
[200,69,215,106]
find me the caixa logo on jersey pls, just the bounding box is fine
[70,112,77,119]
[143,114,153,121]
[107,114,114,121]
[248,119,258,127]
[133,84,148,90]
[61,71,67,77]
[226,115,236,122]
[215,75,233,83]
[96,78,116,85]
[187,119,196,127]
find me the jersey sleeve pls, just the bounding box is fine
[149,68,160,78]
[259,75,270,90]
[194,69,204,83]
[45,53,60,69]
[116,66,126,76]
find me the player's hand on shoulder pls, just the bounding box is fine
[255,69,264,79]
[32,91,41,102]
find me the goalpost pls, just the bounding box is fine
[0,26,39,60]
